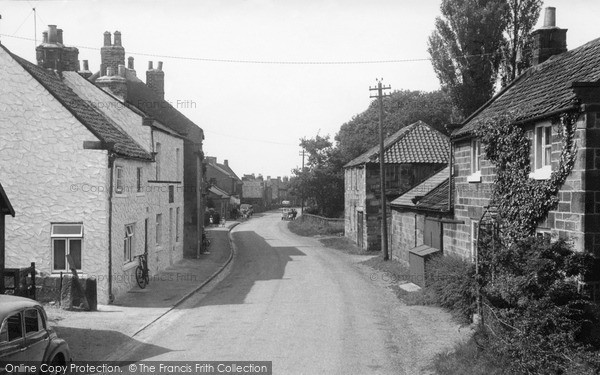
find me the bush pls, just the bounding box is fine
[424,253,477,325]
[479,237,600,374]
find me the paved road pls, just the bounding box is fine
[122,212,467,374]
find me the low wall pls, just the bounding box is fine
[300,213,344,233]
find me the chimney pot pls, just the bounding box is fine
[83,60,89,70]
[118,64,126,77]
[57,29,63,44]
[42,31,48,43]
[157,61,163,71]
[543,7,556,28]
[106,66,114,76]
[103,31,111,46]
[48,25,57,43]
[114,31,122,46]
[148,61,153,70]
[128,56,134,69]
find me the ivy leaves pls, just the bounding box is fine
[473,110,578,241]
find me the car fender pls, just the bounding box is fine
[43,336,72,365]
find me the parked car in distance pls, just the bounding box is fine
[240,204,254,218]
[0,295,72,370]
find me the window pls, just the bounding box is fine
[169,208,173,244]
[169,185,174,203]
[155,142,161,180]
[124,224,134,263]
[156,214,162,246]
[536,228,552,242]
[530,124,552,179]
[0,313,23,342]
[176,207,180,242]
[51,224,83,272]
[24,309,43,335]
[176,148,181,180]
[385,165,400,189]
[468,139,482,182]
[136,167,143,193]
[115,166,124,194]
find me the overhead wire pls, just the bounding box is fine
[0,32,498,65]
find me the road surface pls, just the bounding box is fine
[121,211,467,374]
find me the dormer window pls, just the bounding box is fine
[467,139,482,183]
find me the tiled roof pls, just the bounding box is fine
[391,167,450,208]
[125,77,204,144]
[454,37,600,138]
[9,51,152,160]
[344,121,449,168]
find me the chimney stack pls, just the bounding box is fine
[36,25,80,72]
[78,59,93,79]
[531,7,567,66]
[146,60,165,100]
[128,56,134,69]
[100,30,125,77]
[96,63,128,99]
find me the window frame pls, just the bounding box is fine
[136,167,143,194]
[51,223,83,273]
[124,224,135,263]
[175,207,180,242]
[530,123,552,180]
[115,165,124,195]
[156,214,162,247]
[467,139,482,183]
[155,142,162,180]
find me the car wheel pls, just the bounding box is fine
[43,355,65,375]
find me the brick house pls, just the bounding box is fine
[88,31,205,259]
[344,121,449,251]
[439,9,600,272]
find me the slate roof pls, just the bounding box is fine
[125,77,204,144]
[391,167,449,209]
[454,37,600,138]
[344,121,449,168]
[8,49,152,160]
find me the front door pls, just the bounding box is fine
[357,211,364,249]
[424,218,442,251]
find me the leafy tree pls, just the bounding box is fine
[291,135,345,217]
[428,0,509,118]
[499,0,543,87]
[335,89,455,164]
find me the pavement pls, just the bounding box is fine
[45,221,239,361]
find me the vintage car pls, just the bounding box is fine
[0,295,72,369]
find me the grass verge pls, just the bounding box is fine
[287,217,344,237]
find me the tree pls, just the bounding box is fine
[499,0,543,87]
[291,135,345,217]
[428,0,509,118]
[335,89,455,164]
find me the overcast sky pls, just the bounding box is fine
[1,0,598,178]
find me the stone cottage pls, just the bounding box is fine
[205,156,242,219]
[344,121,449,251]
[433,8,600,294]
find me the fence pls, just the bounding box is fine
[3,262,36,299]
[299,213,344,234]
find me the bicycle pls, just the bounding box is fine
[134,253,149,289]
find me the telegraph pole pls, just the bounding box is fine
[299,149,305,214]
[369,79,391,260]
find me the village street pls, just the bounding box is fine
[107,212,468,375]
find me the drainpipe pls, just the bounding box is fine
[448,140,453,213]
[107,152,116,303]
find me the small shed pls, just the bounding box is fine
[0,183,16,294]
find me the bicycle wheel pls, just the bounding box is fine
[135,265,147,289]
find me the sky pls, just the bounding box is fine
[0,0,598,178]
